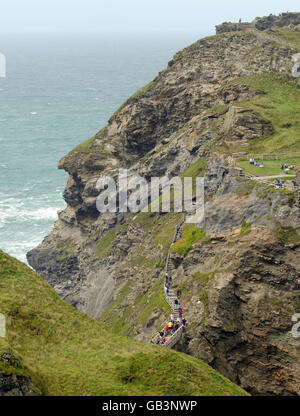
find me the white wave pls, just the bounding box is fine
[0,204,60,226]
[28,207,59,220]
[30,112,37,115]
[2,239,43,265]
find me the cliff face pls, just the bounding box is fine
[27,18,300,395]
[173,229,300,396]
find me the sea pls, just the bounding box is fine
[0,32,207,263]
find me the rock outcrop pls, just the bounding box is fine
[216,12,300,34]
[0,372,37,396]
[172,229,300,396]
[27,14,300,395]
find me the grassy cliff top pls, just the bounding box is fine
[0,250,248,396]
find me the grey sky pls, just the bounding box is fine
[0,0,299,34]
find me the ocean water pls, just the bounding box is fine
[0,32,205,263]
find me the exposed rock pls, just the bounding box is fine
[173,231,300,396]
[216,12,300,34]
[0,372,38,396]
[26,16,300,395]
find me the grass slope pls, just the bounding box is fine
[0,250,248,396]
[230,75,300,154]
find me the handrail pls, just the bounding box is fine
[238,170,283,189]
[150,217,186,348]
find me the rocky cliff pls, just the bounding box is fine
[216,12,300,34]
[27,15,300,395]
[0,372,37,396]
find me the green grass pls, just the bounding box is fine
[96,228,118,258]
[240,219,252,236]
[239,158,300,176]
[56,239,77,261]
[0,250,248,396]
[95,224,127,258]
[180,157,207,179]
[229,75,300,154]
[271,26,300,48]
[171,225,208,256]
[193,272,211,286]
[100,277,171,333]
[112,81,155,116]
[177,280,191,295]
[134,211,184,256]
[274,225,300,244]
[72,135,96,152]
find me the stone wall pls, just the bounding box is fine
[216,12,300,34]
[216,22,252,34]
[254,12,300,31]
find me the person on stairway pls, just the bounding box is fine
[160,336,166,344]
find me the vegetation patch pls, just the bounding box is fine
[235,179,257,196]
[134,212,183,256]
[229,75,300,154]
[193,272,211,286]
[113,81,155,115]
[171,225,208,256]
[271,26,300,48]
[96,224,126,258]
[180,157,207,180]
[274,225,300,244]
[100,278,170,335]
[56,239,77,261]
[240,219,252,236]
[177,280,191,295]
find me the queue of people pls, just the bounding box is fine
[157,315,186,345]
[156,273,186,345]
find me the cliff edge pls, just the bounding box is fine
[27,14,300,395]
